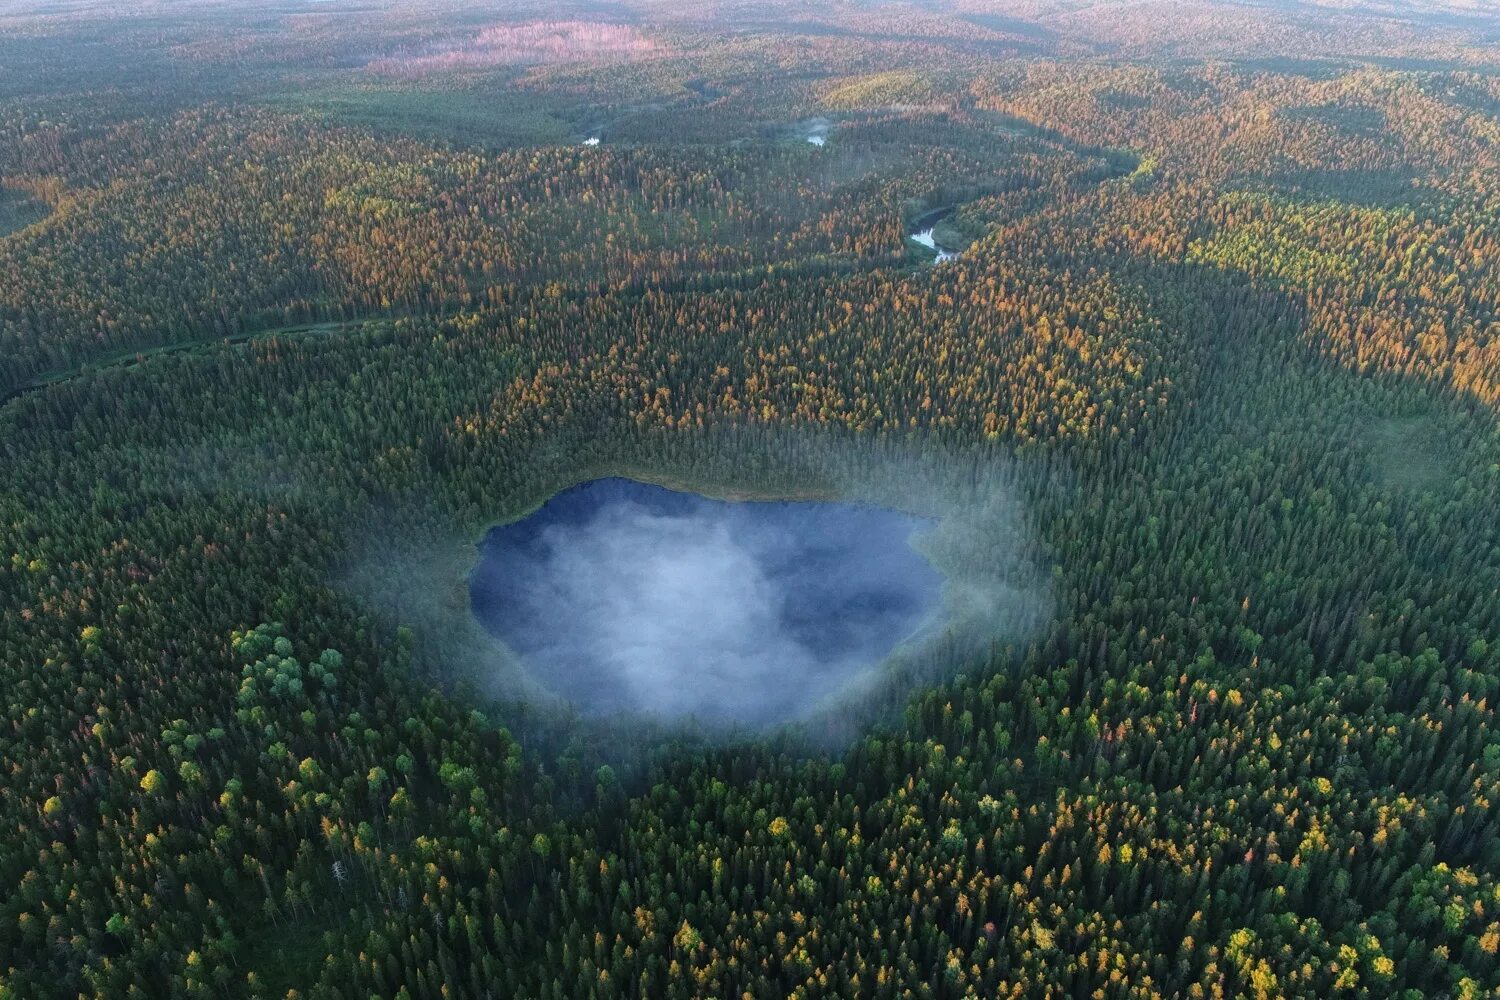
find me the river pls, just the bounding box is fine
[907,206,961,263]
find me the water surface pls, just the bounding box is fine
[908,227,957,262]
[908,206,960,262]
[471,478,942,726]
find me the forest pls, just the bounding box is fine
[2,0,1500,997]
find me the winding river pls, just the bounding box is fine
[907,206,961,263]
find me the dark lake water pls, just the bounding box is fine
[470,478,943,726]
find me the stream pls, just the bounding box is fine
[907,206,961,263]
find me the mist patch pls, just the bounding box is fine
[1365,414,1452,491]
[469,478,943,727]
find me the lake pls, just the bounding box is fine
[470,478,943,726]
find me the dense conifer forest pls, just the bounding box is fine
[3,0,1500,996]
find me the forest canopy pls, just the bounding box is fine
[2,1,1499,998]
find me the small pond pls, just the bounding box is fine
[789,117,832,147]
[470,478,943,727]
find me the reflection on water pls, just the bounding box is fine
[909,227,958,263]
[470,478,943,726]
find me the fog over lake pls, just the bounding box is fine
[470,478,943,727]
